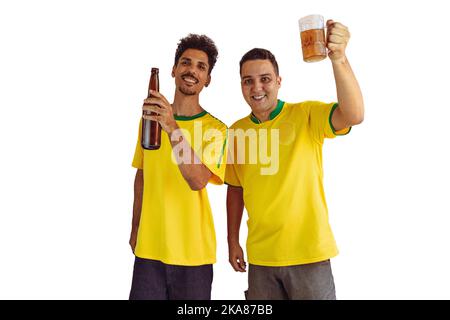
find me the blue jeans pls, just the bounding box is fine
[129,257,213,300]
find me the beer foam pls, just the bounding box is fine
[299,14,324,32]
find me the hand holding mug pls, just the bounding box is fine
[326,20,350,63]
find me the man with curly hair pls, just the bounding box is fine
[129,34,228,300]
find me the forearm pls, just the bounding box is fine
[132,169,143,232]
[168,127,212,190]
[332,57,364,123]
[227,186,244,244]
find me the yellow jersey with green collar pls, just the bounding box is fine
[225,100,350,266]
[132,111,228,266]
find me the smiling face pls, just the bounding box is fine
[172,48,211,96]
[240,59,281,113]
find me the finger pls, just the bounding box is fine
[329,29,350,42]
[229,259,240,272]
[145,98,171,112]
[143,115,160,121]
[143,98,164,106]
[148,90,167,103]
[230,257,246,272]
[328,27,347,37]
[236,256,246,272]
[150,90,172,106]
[327,21,349,38]
[143,105,164,114]
[236,263,246,272]
[328,34,346,44]
[237,257,247,271]
[332,22,348,31]
[326,19,334,28]
[327,43,340,51]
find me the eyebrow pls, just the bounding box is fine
[242,73,272,80]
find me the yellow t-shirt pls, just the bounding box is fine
[225,100,350,266]
[132,111,228,266]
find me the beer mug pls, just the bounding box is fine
[299,14,327,63]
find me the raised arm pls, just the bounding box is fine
[326,20,364,131]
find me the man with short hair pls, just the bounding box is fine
[129,34,228,300]
[226,20,364,300]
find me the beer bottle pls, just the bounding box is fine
[141,68,161,150]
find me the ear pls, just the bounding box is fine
[205,74,211,87]
[171,66,176,78]
[277,76,282,88]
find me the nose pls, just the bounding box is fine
[186,65,198,77]
[251,79,263,93]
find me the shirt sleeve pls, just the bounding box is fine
[131,118,144,169]
[308,101,351,142]
[200,125,228,185]
[225,163,242,187]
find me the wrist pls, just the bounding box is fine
[166,122,179,135]
[227,236,240,245]
[331,55,348,65]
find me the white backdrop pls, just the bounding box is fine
[1,0,449,299]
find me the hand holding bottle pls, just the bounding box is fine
[143,90,179,135]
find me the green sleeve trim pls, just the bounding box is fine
[329,103,352,136]
[216,128,228,168]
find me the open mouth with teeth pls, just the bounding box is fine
[252,94,267,101]
[182,75,198,85]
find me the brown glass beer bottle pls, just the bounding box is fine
[141,68,161,150]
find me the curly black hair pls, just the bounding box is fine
[239,48,279,76]
[174,34,218,75]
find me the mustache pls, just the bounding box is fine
[181,72,199,83]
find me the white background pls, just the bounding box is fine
[1,0,449,299]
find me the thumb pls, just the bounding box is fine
[238,254,247,270]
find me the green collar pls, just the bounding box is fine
[174,110,207,121]
[250,100,284,124]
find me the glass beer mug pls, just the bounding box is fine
[299,14,327,63]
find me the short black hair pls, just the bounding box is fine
[239,48,279,76]
[174,34,218,75]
